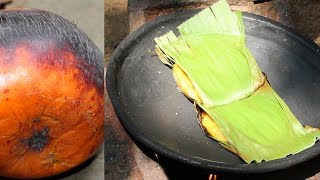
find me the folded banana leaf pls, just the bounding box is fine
[154,0,320,163]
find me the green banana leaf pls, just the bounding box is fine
[154,0,320,163]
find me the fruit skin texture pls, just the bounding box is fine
[0,9,104,179]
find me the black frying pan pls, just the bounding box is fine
[107,9,320,174]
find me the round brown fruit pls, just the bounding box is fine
[0,9,104,179]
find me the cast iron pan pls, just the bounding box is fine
[107,9,320,174]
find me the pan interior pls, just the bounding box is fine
[110,11,320,172]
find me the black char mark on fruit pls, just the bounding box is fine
[22,127,49,151]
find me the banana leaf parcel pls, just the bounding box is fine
[154,0,320,163]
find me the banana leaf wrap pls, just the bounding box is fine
[154,0,320,163]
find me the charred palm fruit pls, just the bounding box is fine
[0,9,104,178]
